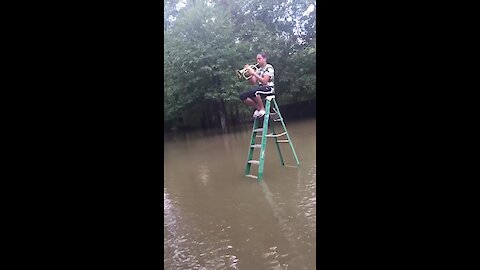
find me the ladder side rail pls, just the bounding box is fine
[270,121,285,166]
[257,99,271,181]
[244,117,259,175]
[273,98,300,166]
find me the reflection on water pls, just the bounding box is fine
[198,164,210,186]
[164,118,316,269]
[259,180,297,269]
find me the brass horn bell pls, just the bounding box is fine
[236,64,259,80]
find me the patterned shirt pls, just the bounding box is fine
[256,63,274,88]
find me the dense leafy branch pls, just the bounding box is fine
[164,0,316,131]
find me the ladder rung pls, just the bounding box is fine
[245,174,258,179]
[251,144,262,148]
[253,128,263,132]
[248,160,260,165]
[273,118,283,122]
[276,140,290,143]
[256,132,271,137]
[266,132,287,138]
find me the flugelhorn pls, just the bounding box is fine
[236,63,259,80]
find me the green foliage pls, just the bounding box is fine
[164,0,316,130]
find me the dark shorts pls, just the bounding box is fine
[239,86,275,101]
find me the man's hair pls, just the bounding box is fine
[258,52,267,59]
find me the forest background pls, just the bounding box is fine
[164,0,316,131]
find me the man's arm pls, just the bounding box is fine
[244,65,257,85]
[251,72,270,85]
[246,66,270,85]
[248,75,257,85]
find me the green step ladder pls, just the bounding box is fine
[244,95,300,181]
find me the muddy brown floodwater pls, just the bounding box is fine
[164,118,316,269]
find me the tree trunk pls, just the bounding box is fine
[211,101,217,126]
[206,100,213,127]
[218,99,227,133]
[230,102,236,125]
[205,101,211,128]
[201,109,207,129]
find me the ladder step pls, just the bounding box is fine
[248,160,260,165]
[251,144,262,148]
[266,132,287,138]
[276,140,290,143]
[269,113,280,120]
[245,174,258,179]
[273,118,283,122]
[258,132,287,138]
[253,128,263,132]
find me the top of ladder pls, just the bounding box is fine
[265,95,275,101]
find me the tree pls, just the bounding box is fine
[164,0,316,131]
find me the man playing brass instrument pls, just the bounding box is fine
[239,52,275,118]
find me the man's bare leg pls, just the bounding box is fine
[254,95,265,111]
[252,95,265,117]
[244,97,261,110]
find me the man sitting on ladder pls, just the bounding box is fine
[238,52,275,118]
